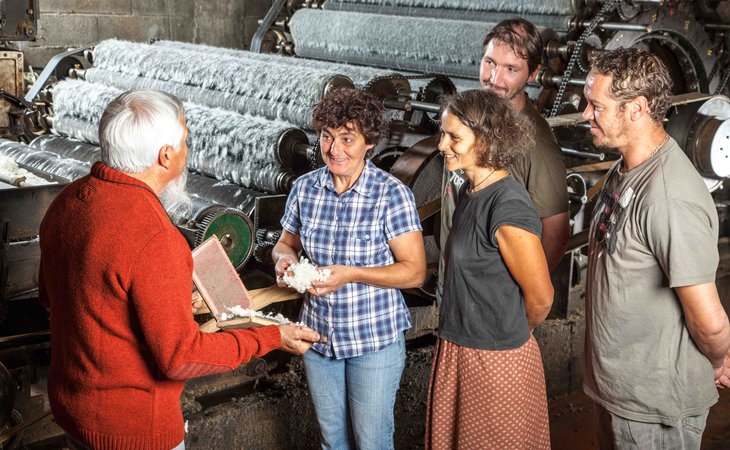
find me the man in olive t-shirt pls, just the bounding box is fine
[439,19,568,284]
[584,48,730,449]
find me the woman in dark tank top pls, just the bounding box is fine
[425,90,554,449]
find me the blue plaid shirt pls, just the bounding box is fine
[281,160,421,358]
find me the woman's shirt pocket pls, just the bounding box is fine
[344,227,390,267]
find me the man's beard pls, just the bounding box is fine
[483,82,521,102]
[160,169,193,222]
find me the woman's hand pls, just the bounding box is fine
[274,254,298,288]
[272,230,305,288]
[309,265,354,296]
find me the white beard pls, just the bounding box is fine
[160,169,192,221]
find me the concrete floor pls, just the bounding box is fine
[549,387,730,449]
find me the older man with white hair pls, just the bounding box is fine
[39,89,320,450]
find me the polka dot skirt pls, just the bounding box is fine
[425,336,551,449]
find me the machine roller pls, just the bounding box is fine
[324,0,575,29]
[91,39,355,128]
[51,80,308,193]
[0,139,89,181]
[1,136,259,270]
[290,9,499,78]
[152,40,397,87]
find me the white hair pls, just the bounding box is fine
[99,89,185,173]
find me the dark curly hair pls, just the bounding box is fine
[441,90,534,170]
[589,47,673,123]
[311,88,386,146]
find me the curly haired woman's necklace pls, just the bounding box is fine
[468,169,496,193]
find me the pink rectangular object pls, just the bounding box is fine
[192,236,253,320]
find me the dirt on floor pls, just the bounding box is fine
[184,343,434,450]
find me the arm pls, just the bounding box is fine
[310,230,426,296]
[496,225,554,330]
[130,231,317,381]
[272,229,304,287]
[540,211,570,271]
[676,283,730,377]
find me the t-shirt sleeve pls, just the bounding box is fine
[644,199,719,287]
[385,182,423,241]
[511,115,569,218]
[280,180,302,235]
[489,192,542,247]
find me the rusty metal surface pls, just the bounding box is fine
[390,134,442,214]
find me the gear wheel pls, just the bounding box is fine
[256,228,282,245]
[194,208,254,270]
[364,74,411,99]
[421,76,457,104]
[254,242,275,264]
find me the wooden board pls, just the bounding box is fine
[217,315,286,330]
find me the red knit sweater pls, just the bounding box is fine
[39,162,281,450]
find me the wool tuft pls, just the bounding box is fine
[283,257,332,294]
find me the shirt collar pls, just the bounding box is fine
[91,161,156,196]
[312,160,376,197]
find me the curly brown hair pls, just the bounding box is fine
[589,47,673,123]
[311,88,386,146]
[441,90,534,170]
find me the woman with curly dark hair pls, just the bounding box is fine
[272,88,426,450]
[426,89,554,449]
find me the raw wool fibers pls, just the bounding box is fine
[83,68,306,129]
[182,102,296,193]
[327,0,575,15]
[51,80,297,193]
[152,40,400,88]
[30,135,268,215]
[283,257,332,294]
[0,154,53,186]
[289,9,493,78]
[92,39,351,128]
[0,138,90,182]
[219,306,305,326]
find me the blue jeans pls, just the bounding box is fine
[302,333,406,450]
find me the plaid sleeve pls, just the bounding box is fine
[280,180,302,235]
[384,182,422,241]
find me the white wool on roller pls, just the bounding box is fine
[152,40,399,88]
[327,0,574,15]
[283,257,332,294]
[289,9,493,78]
[91,39,353,128]
[51,80,298,193]
[0,138,89,182]
[0,153,53,186]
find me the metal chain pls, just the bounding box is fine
[362,73,442,92]
[549,0,619,117]
[708,60,719,87]
[716,67,730,95]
